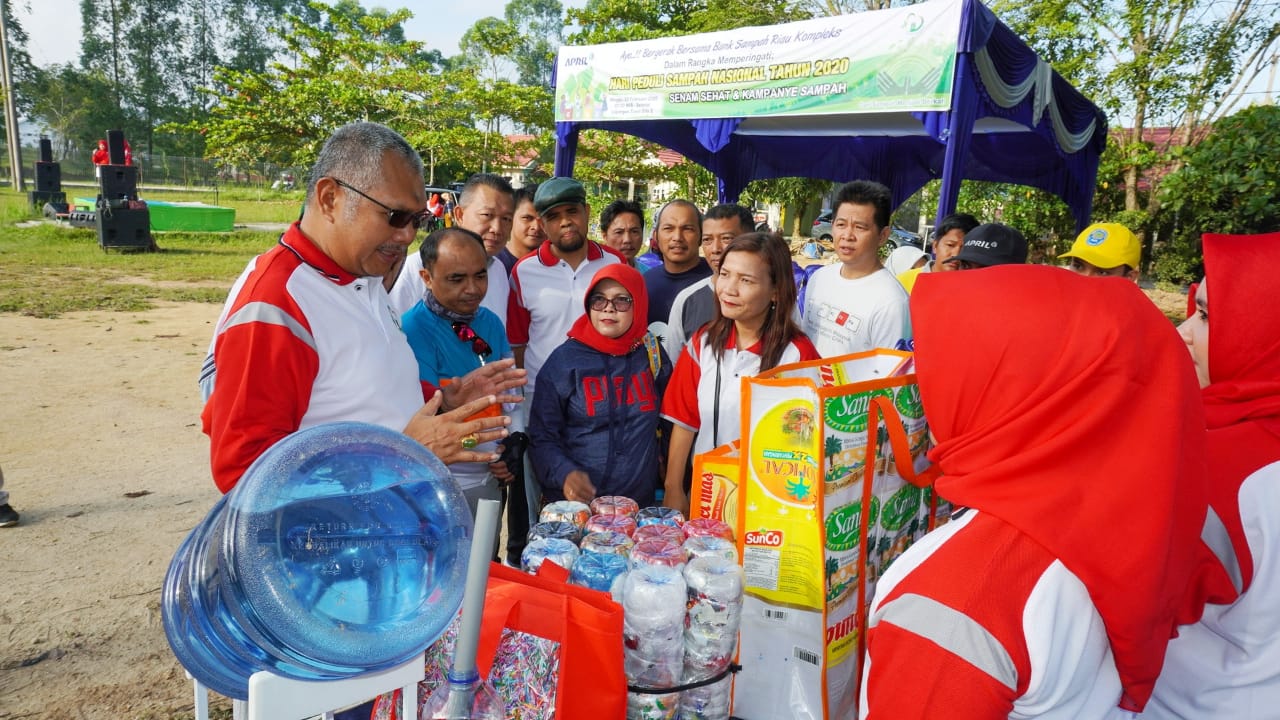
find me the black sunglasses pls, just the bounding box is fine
[451,321,493,361]
[589,294,634,312]
[330,177,430,230]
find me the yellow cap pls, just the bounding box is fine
[1059,223,1140,270]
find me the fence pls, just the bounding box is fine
[0,146,306,192]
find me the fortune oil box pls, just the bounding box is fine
[729,350,937,720]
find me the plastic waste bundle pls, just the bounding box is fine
[521,537,579,574]
[580,530,635,557]
[162,422,472,700]
[569,550,631,592]
[622,565,687,720]
[539,500,592,530]
[634,523,686,546]
[631,539,687,571]
[527,520,581,544]
[682,517,735,542]
[682,536,738,564]
[586,513,638,537]
[591,495,640,517]
[635,506,685,529]
[679,557,745,720]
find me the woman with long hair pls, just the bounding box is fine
[660,232,818,514]
[1143,231,1280,717]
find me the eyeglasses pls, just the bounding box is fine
[451,321,493,361]
[589,294,634,312]
[329,177,430,229]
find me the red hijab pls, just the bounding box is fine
[1195,232,1280,599]
[912,265,1209,711]
[567,264,649,356]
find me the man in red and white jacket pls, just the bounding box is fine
[200,122,523,493]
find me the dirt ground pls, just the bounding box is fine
[0,282,1189,720]
[0,302,227,719]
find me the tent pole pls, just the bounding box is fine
[935,52,978,232]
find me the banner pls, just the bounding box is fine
[554,0,962,122]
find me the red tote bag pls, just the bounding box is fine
[477,561,626,719]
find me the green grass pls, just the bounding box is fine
[0,191,278,317]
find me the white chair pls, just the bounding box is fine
[189,651,424,720]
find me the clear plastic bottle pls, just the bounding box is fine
[422,670,504,720]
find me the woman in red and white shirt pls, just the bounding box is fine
[660,232,818,514]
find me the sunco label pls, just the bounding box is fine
[745,529,785,547]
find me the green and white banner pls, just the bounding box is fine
[554,0,962,123]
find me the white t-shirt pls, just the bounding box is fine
[1142,460,1280,719]
[801,265,911,357]
[389,252,508,325]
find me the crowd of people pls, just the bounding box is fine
[196,122,1277,718]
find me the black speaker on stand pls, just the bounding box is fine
[96,130,152,250]
[29,136,68,212]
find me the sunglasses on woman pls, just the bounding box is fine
[329,177,431,229]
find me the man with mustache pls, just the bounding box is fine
[200,123,523,493]
[644,199,710,332]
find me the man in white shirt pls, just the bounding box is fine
[388,173,515,321]
[801,180,911,357]
[663,203,755,360]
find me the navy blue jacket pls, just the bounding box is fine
[529,338,671,507]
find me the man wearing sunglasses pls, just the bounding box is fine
[200,122,525,493]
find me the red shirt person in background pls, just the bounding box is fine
[91,138,133,166]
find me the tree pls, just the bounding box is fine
[1157,104,1280,282]
[505,0,563,88]
[182,2,544,180]
[568,0,809,45]
[28,64,132,159]
[995,0,1280,220]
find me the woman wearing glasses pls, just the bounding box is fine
[528,264,671,507]
[660,232,819,515]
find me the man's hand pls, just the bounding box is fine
[563,470,596,504]
[662,486,688,517]
[489,459,514,482]
[405,392,510,465]
[439,358,527,412]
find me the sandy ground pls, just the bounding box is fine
[0,302,227,719]
[0,282,1189,720]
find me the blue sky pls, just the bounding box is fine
[18,0,587,68]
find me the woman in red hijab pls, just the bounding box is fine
[860,265,1209,718]
[1143,232,1280,718]
[528,264,671,507]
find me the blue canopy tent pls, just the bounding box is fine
[550,0,1107,231]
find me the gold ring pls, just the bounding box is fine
[461,433,479,450]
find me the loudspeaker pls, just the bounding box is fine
[98,164,139,206]
[29,190,67,209]
[96,206,153,250]
[107,129,126,165]
[39,138,52,163]
[42,201,70,218]
[34,162,61,192]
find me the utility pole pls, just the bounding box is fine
[0,0,24,191]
